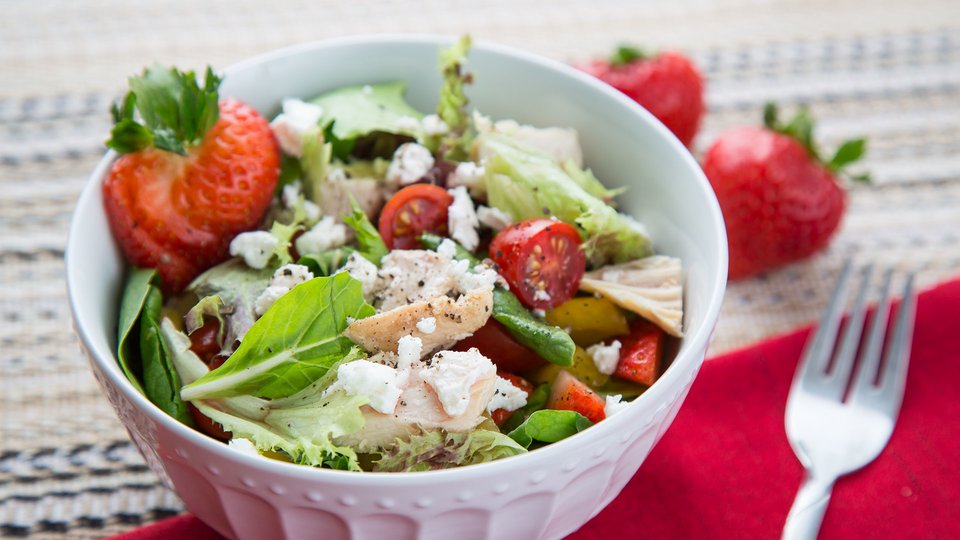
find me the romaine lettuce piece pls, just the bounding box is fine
[506,409,593,449]
[479,133,653,266]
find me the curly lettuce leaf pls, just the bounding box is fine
[373,429,526,472]
[181,273,375,400]
[507,409,593,449]
[342,196,388,264]
[480,133,652,266]
[188,259,273,347]
[434,35,474,160]
[183,295,226,337]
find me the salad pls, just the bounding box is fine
[105,37,684,472]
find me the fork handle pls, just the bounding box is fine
[782,473,835,540]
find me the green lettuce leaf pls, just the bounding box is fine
[561,160,625,202]
[116,267,157,394]
[299,247,357,277]
[480,133,652,265]
[140,286,194,426]
[342,197,388,264]
[373,429,526,472]
[181,273,374,400]
[193,391,368,471]
[507,409,593,449]
[183,295,225,338]
[419,233,575,366]
[435,35,474,159]
[499,382,550,433]
[187,259,273,346]
[301,125,332,197]
[311,82,421,144]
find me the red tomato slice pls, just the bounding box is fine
[188,404,232,441]
[453,319,547,374]
[547,370,606,424]
[613,319,665,386]
[378,184,453,250]
[489,219,586,310]
[491,373,535,426]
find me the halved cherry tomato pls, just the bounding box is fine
[547,370,606,424]
[453,320,547,374]
[378,184,453,249]
[188,404,231,441]
[188,319,222,364]
[489,219,585,310]
[613,319,665,386]
[490,373,535,426]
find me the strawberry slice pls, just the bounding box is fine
[103,66,279,292]
[613,319,665,386]
[547,370,606,424]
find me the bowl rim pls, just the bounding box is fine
[66,33,728,483]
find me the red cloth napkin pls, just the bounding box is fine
[111,278,960,540]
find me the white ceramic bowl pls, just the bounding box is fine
[66,35,727,540]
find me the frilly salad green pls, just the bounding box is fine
[111,37,685,472]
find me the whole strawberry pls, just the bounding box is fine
[579,46,705,146]
[103,66,280,292]
[703,104,867,280]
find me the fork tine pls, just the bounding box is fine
[795,260,854,387]
[849,269,894,402]
[874,273,916,415]
[821,264,873,399]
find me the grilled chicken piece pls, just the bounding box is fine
[344,288,493,357]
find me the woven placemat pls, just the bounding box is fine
[2,0,959,536]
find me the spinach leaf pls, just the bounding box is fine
[507,409,593,449]
[181,273,375,400]
[420,233,575,366]
[500,383,550,433]
[140,286,194,426]
[116,267,157,394]
[299,247,356,276]
[342,197,388,264]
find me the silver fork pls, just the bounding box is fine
[782,262,916,540]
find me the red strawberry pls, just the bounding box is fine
[578,46,705,146]
[703,104,868,280]
[103,66,279,292]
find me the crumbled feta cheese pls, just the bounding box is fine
[270,263,314,290]
[532,309,546,318]
[254,285,288,316]
[421,114,449,136]
[486,376,529,414]
[395,115,421,132]
[604,394,630,417]
[587,340,622,375]
[302,200,322,223]
[341,253,380,302]
[447,186,480,251]
[269,98,324,158]
[397,335,423,372]
[228,438,260,456]
[447,161,485,194]
[457,264,501,293]
[230,231,277,269]
[326,360,405,415]
[477,205,513,231]
[420,348,496,416]
[436,238,457,260]
[295,216,349,256]
[385,143,435,187]
[416,317,437,334]
[280,181,322,224]
[533,289,552,303]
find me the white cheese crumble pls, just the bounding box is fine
[447,161,485,194]
[447,186,480,251]
[396,335,423,372]
[587,339,622,375]
[532,309,546,318]
[326,360,406,415]
[486,376,529,414]
[269,98,324,158]
[229,231,277,270]
[604,394,630,417]
[254,264,315,316]
[533,289,552,303]
[421,114,450,136]
[394,116,421,132]
[295,216,348,256]
[416,317,437,334]
[228,438,260,456]
[419,348,496,417]
[340,253,380,302]
[385,143,435,188]
[436,238,458,260]
[476,205,513,231]
[458,263,501,293]
[281,181,321,223]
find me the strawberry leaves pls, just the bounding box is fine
[609,45,651,66]
[107,65,221,156]
[763,102,869,181]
